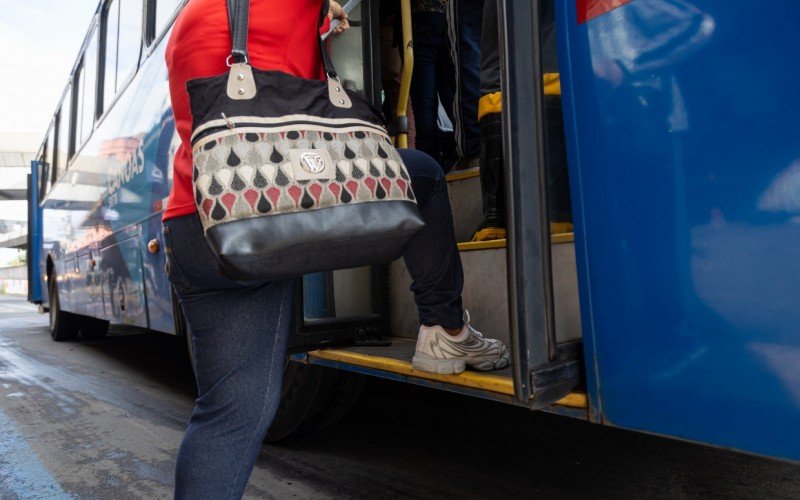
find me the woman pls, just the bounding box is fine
[164,1,509,497]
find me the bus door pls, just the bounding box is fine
[497,0,585,408]
[279,0,587,412]
[28,160,45,304]
[556,0,800,460]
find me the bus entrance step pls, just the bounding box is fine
[303,338,587,408]
[389,234,582,350]
[446,169,482,242]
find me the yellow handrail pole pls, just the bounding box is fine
[395,0,413,148]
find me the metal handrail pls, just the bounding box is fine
[394,0,413,148]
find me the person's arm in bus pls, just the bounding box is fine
[327,1,350,35]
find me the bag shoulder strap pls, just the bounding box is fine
[227,0,249,64]
[226,0,337,78]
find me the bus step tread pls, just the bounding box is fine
[305,338,587,408]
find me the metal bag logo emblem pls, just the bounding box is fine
[300,152,326,174]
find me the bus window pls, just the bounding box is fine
[44,126,57,186]
[76,27,99,147]
[103,0,119,103]
[38,143,47,203]
[328,4,364,92]
[155,0,180,37]
[118,0,143,86]
[104,0,143,104]
[54,88,71,178]
[41,129,54,202]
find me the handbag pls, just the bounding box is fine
[187,0,424,281]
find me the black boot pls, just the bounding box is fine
[471,112,506,242]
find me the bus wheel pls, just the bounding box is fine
[80,316,110,339]
[48,274,81,342]
[265,363,365,442]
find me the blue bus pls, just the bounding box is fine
[28,0,800,458]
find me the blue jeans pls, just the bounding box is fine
[165,149,463,499]
[409,11,457,169]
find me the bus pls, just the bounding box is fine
[28,0,800,460]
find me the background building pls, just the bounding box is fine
[0,131,38,294]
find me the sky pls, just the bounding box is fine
[0,0,98,264]
[0,0,100,133]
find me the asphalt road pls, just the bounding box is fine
[0,294,798,499]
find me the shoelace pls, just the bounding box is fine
[462,309,487,341]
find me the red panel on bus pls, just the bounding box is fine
[577,0,633,23]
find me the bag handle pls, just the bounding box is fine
[226,0,337,79]
[227,0,249,64]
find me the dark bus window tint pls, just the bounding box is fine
[39,137,49,202]
[155,0,180,36]
[45,127,56,184]
[77,28,99,146]
[55,88,71,177]
[74,66,86,147]
[118,0,143,87]
[104,0,120,103]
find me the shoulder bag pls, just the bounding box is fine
[187,0,424,280]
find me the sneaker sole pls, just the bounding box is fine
[412,353,466,375]
[468,351,510,371]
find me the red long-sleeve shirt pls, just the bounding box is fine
[164,0,330,220]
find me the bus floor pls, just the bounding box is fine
[296,338,588,415]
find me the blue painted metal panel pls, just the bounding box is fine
[28,161,44,303]
[556,0,800,459]
[303,273,333,319]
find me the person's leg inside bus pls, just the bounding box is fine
[472,0,506,242]
[164,215,295,500]
[409,10,448,167]
[446,0,483,168]
[399,149,509,374]
[400,148,463,330]
[435,30,458,172]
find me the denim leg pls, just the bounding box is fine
[409,11,447,166]
[399,149,464,329]
[164,215,295,500]
[446,0,483,159]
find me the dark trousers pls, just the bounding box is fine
[447,0,483,159]
[409,11,457,170]
[167,149,463,499]
[480,0,501,97]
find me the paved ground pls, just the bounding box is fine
[0,294,798,499]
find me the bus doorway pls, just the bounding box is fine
[286,0,586,416]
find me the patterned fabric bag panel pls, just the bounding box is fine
[192,118,416,230]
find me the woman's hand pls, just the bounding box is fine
[328,1,350,35]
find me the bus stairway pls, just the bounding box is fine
[294,171,587,413]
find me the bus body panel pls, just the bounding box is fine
[27,162,45,304]
[42,34,176,333]
[557,0,800,460]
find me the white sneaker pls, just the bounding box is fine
[411,310,510,374]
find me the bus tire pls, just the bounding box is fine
[265,362,365,443]
[295,368,366,435]
[80,317,110,339]
[48,274,81,342]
